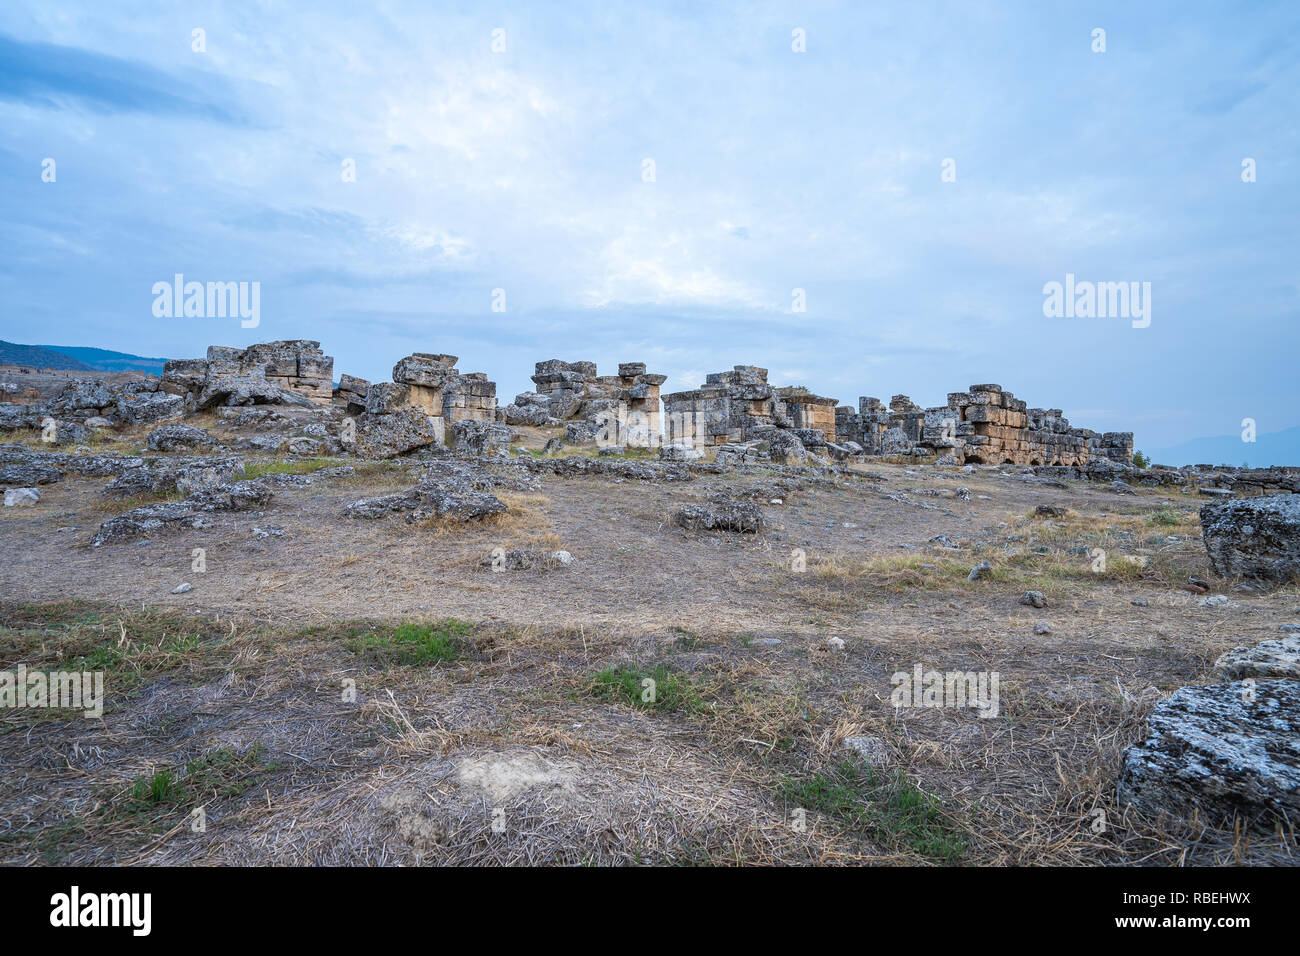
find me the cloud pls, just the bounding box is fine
[0,32,247,123]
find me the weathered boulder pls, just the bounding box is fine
[4,487,40,507]
[354,409,442,459]
[1201,494,1300,584]
[1117,680,1300,833]
[450,419,512,458]
[287,437,322,456]
[244,433,287,452]
[147,424,217,452]
[564,421,597,444]
[503,402,551,426]
[659,444,704,462]
[1214,636,1300,680]
[91,481,272,546]
[345,486,506,522]
[0,463,64,486]
[0,403,41,430]
[392,354,456,388]
[104,457,244,498]
[45,379,116,417]
[159,358,209,396]
[675,498,764,533]
[767,430,808,465]
[116,391,186,425]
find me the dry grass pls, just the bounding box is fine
[2,458,1296,865]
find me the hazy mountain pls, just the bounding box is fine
[0,341,169,376]
[36,344,169,377]
[0,340,95,371]
[1143,426,1300,468]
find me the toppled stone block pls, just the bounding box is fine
[518,456,691,482]
[503,402,551,426]
[1117,680,1300,833]
[4,487,40,507]
[147,424,217,452]
[104,457,244,497]
[392,354,456,389]
[1213,636,1300,680]
[345,486,506,522]
[1201,494,1300,584]
[354,409,443,459]
[0,403,40,430]
[117,391,186,425]
[767,430,808,465]
[91,481,272,547]
[675,498,764,533]
[0,463,64,486]
[659,444,704,462]
[450,419,512,458]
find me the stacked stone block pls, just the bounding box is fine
[527,359,665,448]
[160,340,334,408]
[834,383,1134,466]
[774,387,838,443]
[661,366,840,450]
[334,374,369,416]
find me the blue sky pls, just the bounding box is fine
[1,1,1296,453]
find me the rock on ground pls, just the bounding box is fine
[354,408,441,459]
[1213,635,1300,680]
[1117,680,1300,833]
[1201,493,1300,584]
[4,487,40,507]
[0,463,64,486]
[675,499,764,533]
[147,424,217,452]
[91,482,272,547]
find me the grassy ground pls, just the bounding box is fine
[1,450,1296,865]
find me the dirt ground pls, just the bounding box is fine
[2,446,1297,865]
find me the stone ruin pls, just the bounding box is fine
[161,340,334,410]
[835,383,1134,466]
[352,353,500,458]
[503,359,665,448]
[661,366,839,451]
[0,335,1141,472]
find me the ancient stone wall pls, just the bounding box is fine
[523,359,664,448]
[161,340,334,408]
[661,366,839,449]
[360,353,498,448]
[835,383,1133,466]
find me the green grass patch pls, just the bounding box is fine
[0,602,234,701]
[347,619,473,667]
[590,664,704,713]
[780,759,966,863]
[1,744,281,861]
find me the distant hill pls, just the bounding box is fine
[0,341,170,377]
[37,344,170,377]
[0,340,95,371]
[1144,425,1300,468]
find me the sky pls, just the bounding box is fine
[1,1,1296,454]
